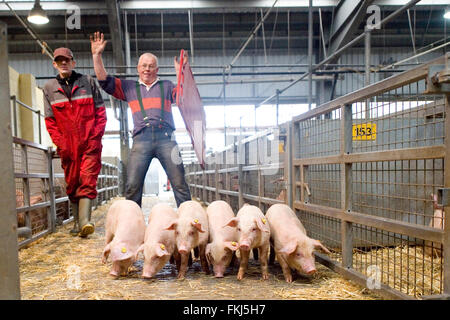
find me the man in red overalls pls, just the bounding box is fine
[43,48,107,238]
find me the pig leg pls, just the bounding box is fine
[198,244,210,274]
[177,253,189,280]
[276,253,293,283]
[237,249,250,280]
[259,244,270,280]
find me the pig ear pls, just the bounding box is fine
[191,220,206,233]
[255,217,270,233]
[224,241,239,251]
[156,243,170,257]
[279,240,297,255]
[223,217,239,228]
[313,239,331,254]
[102,244,111,264]
[165,221,177,231]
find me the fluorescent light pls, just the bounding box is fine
[27,0,49,25]
[444,11,450,19]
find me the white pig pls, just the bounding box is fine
[206,200,239,277]
[266,203,330,283]
[101,200,146,277]
[224,204,271,280]
[166,200,210,279]
[137,203,178,279]
[425,194,444,258]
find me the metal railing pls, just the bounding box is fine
[186,54,450,300]
[13,137,120,249]
[186,127,287,215]
[10,95,44,144]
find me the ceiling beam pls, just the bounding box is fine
[328,0,375,58]
[0,0,449,15]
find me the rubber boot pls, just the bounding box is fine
[69,201,80,236]
[78,198,94,238]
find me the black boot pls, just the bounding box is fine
[78,198,94,238]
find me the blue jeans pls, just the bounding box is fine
[125,126,191,207]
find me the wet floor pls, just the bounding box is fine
[18,195,383,300]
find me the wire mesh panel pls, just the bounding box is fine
[13,140,51,243]
[352,84,444,153]
[291,55,449,299]
[298,109,341,159]
[352,159,444,226]
[352,224,443,297]
[296,209,342,263]
[305,164,341,209]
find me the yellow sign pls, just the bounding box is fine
[352,123,376,141]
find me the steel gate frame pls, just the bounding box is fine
[289,54,450,300]
[13,137,121,249]
[185,54,450,300]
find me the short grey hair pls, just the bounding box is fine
[138,53,158,67]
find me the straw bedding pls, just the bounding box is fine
[19,197,383,300]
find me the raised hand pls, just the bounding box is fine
[90,31,107,56]
[174,50,189,72]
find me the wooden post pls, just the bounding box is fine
[47,147,56,232]
[0,21,21,300]
[443,93,450,295]
[341,104,353,268]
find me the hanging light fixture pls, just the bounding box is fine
[27,0,49,25]
[444,7,450,20]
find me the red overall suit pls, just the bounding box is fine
[43,72,106,202]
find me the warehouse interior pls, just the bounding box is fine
[1,0,450,300]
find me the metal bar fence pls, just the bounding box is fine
[185,127,288,216]
[291,54,449,299]
[185,54,450,299]
[10,96,44,144]
[13,137,120,249]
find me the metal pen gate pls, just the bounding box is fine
[291,54,449,299]
[14,137,120,249]
[186,54,450,299]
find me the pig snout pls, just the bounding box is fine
[302,262,316,275]
[178,244,189,254]
[239,240,251,251]
[109,264,120,277]
[304,267,316,275]
[213,265,226,278]
[142,269,155,279]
